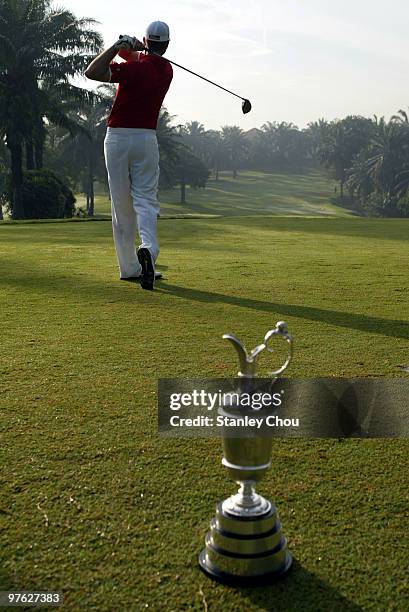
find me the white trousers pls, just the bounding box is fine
[104,127,160,278]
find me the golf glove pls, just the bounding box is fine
[114,35,144,51]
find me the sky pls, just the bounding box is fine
[64,0,409,130]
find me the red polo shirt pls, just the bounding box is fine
[108,52,173,129]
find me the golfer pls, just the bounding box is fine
[85,22,173,290]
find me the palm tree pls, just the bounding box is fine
[30,82,96,170]
[156,108,183,189]
[0,0,102,218]
[175,147,210,204]
[346,115,409,215]
[257,122,279,168]
[319,121,349,197]
[274,121,298,164]
[346,149,374,203]
[51,86,112,216]
[306,119,330,161]
[221,125,247,178]
[391,109,409,125]
[318,116,374,198]
[203,129,224,180]
[183,121,207,160]
[364,118,409,198]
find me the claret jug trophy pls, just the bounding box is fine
[199,322,294,585]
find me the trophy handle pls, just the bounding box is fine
[262,321,293,377]
[223,333,254,377]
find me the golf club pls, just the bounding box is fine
[118,36,252,114]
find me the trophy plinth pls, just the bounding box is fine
[199,322,294,586]
[199,502,292,586]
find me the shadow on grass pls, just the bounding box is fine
[0,217,109,226]
[0,263,407,341]
[157,283,409,340]
[231,559,363,611]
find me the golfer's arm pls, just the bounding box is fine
[84,45,118,82]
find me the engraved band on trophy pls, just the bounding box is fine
[199,322,294,585]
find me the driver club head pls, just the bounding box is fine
[242,99,252,114]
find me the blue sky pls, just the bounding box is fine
[64,0,409,130]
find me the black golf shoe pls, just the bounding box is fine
[137,247,155,290]
[120,272,162,282]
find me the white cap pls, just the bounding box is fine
[146,21,170,42]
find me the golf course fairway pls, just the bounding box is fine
[1,171,408,610]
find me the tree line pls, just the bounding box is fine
[1,0,409,219]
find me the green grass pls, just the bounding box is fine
[82,169,352,219]
[0,181,408,610]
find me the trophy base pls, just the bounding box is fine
[199,502,293,586]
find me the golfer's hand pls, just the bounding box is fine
[114,35,136,50]
[114,35,145,51]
